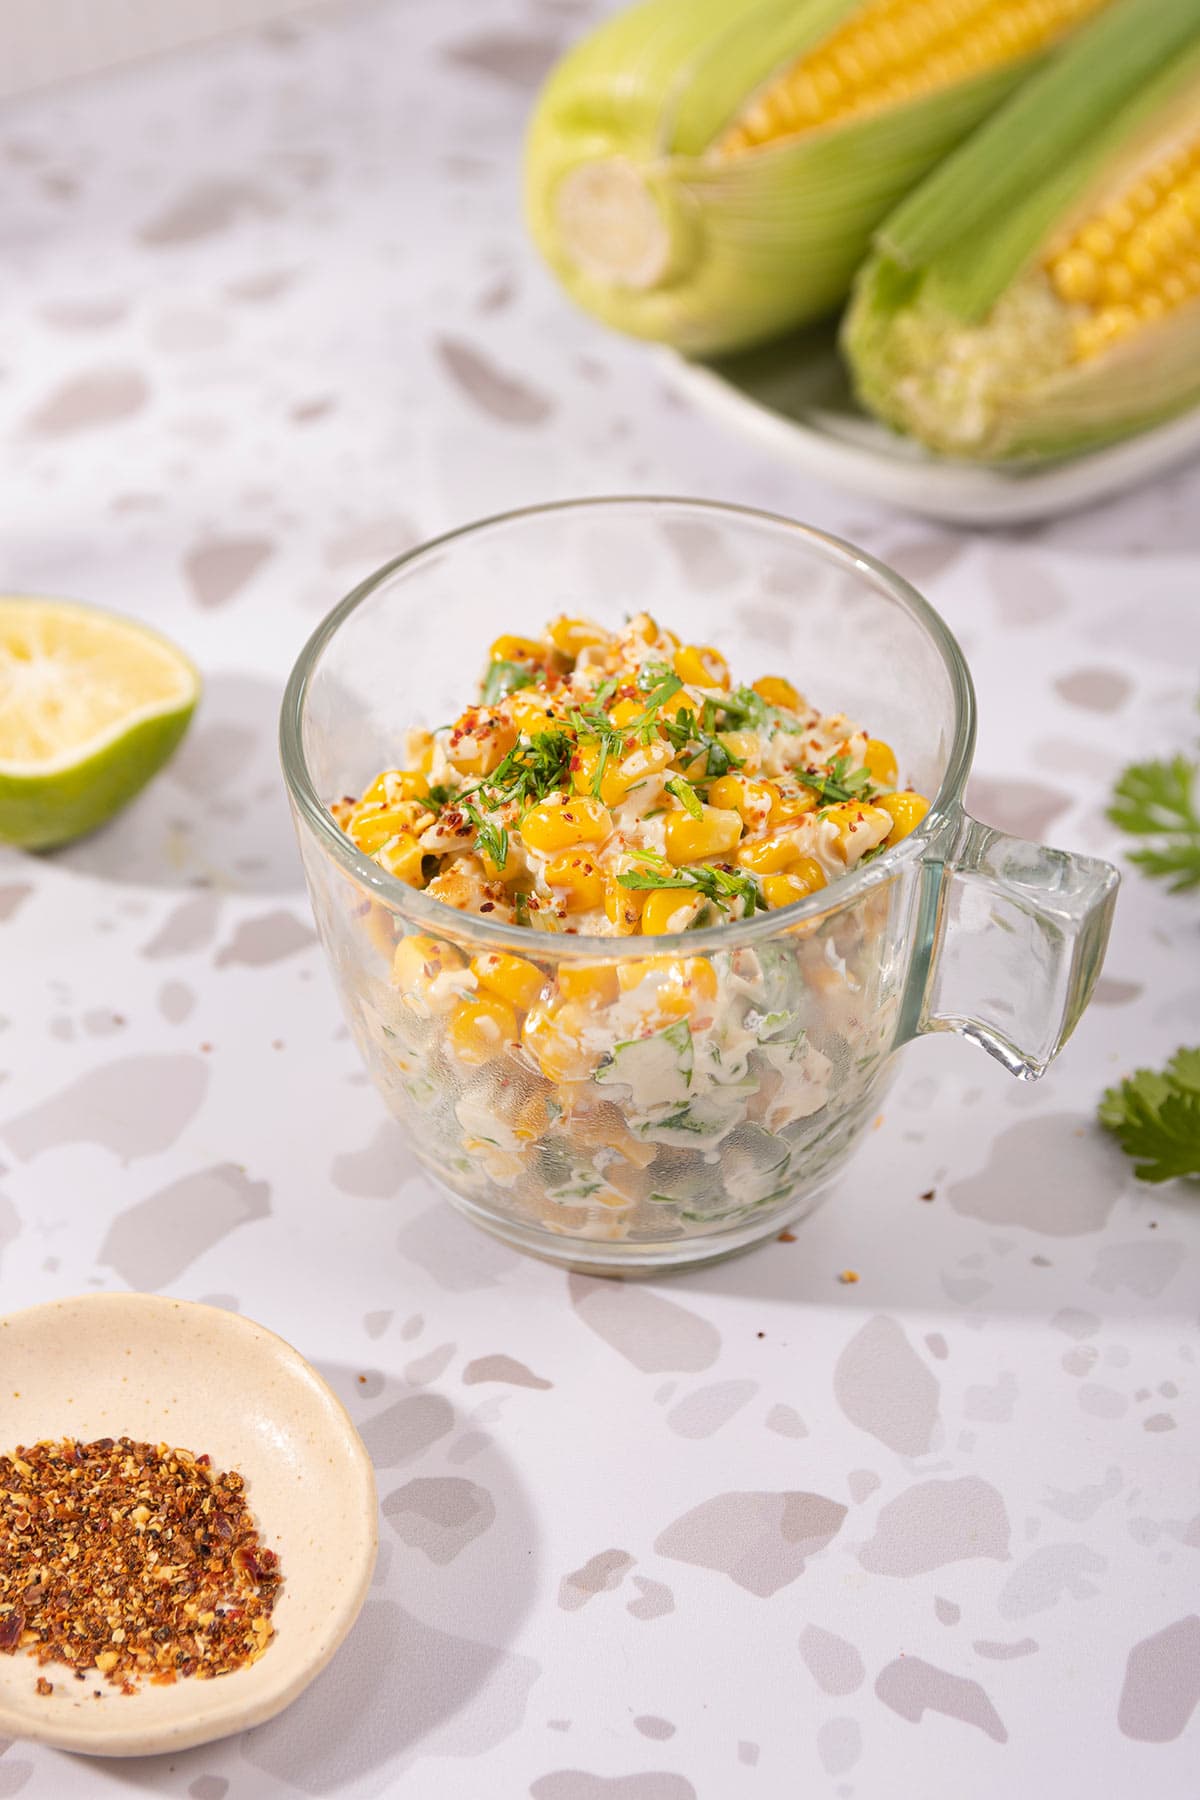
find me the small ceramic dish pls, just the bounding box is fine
[0,1293,377,1757]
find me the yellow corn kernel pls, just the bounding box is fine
[350,804,427,854]
[608,696,642,729]
[708,775,773,829]
[405,728,436,774]
[507,692,561,738]
[736,777,775,827]
[767,782,817,826]
[471,951,545,1012]
[446,992,519,1066]
[664,805,742,864]
[721,0,1110,151]
[522,794,613,853]
[863,738,898,788]
[790,854,826,893]
[392,934,467,1011]
[489,633,544,665]
[444,709,517,776]
[878,790,931,843]
[543,851,604,911]
[629,612,661,645]
[376,832,426,885]
[763,871,815,909]
[546,615,610,659]
[753,675,800,710]
[513,1092,552,1142]
[673,643,731,689]
[640,887,704,936]
[522,1000,597,1082]
[604,872,644,934]
[478,837,519,883]
[571,742,628,807]
[361,769,429,807]
[361,900,398,962]
[718,730,761,773]
[558,962,620,1005]
[737,832,803,875]
[1047,126,1200,362]
[656,688,693,728]
[617,955,718,1001]
[822,800,896,862]
[393,933,466,983]
[706,775,742,810]
[620,955,719,1020]
[618,739,674,789]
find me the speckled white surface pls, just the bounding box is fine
[0,2,1198,1795]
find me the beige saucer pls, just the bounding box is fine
[0,1293,377,1757]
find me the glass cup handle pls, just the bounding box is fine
[908,814,1120,1080]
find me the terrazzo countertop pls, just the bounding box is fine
[1,2,1198,1795]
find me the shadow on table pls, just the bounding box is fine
[89,1361,540,1799]
[672,1110,1200,1324]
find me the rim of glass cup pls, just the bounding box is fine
[280,496,977,959]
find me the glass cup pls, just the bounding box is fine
[281,498,1118,1273]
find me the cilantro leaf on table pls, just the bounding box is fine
[1107,755,1200,892]
[1099,1048,1200,1183]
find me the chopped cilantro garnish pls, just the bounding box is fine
[796,754,876,807]
[590,737,612,801]
[697,733,739,779]
[617,850,765,916]
[568,704,625,754]
[423,782,456,811]
[625,663,683,737]
[461,801,508,872]
[481,660,537,706]
[718,684,798,735]
[461,730,574,815]
[666,776,703,819]
[658,706,696,753]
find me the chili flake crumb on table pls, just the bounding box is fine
[0,1437,281,1692]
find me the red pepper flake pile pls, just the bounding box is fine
[0,1437,282,1693]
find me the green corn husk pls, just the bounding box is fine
[524,0,1111,357]
[843,0,1200,462]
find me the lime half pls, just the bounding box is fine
[0,596,200,849]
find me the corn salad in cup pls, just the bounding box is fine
[285,499,1117,1270]
[327,611,928,1244]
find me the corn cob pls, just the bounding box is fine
[524,0,1112,355]
[843,0,1200,459]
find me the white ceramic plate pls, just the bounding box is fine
[0,1293,377,1757]
[664,327,1200,526]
